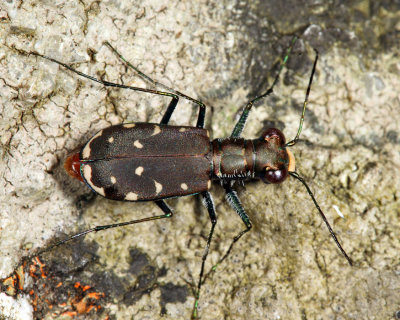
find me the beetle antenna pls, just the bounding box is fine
[286,48,318,147]
[288,171,353,266]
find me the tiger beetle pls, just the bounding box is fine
[29,36,352,318]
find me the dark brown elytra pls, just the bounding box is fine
[75,123,211,201]
[27,37,352,319]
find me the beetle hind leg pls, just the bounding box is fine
[38,200,173,255]
[192,191,217,319]
[104,41,206,128]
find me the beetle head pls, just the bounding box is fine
[259,128,295,184]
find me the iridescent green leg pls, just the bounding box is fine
[231,36,297,138]
[202,185,252,287]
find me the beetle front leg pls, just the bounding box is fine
[231,36,297,138]
[192,191,217,319]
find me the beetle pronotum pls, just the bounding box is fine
[28,36,352,318]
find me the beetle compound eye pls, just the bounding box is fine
[262,167,288,184]
[261,128,286,146]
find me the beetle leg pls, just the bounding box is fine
[202,184,252,285]
[159,89,205,128]
[192,191,217,319]
[153,199,174,217]
[160,96,179,125]
[104,41,206,128]
[27,45,206,128]
[38,200,173,255]
[220,184,252,264]
[231,36,298,138]
[28,50,182,109]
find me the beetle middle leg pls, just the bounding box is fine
[193,185,252,318]
[192,191,217,319]
[201,184,252,287]
[219,184,253,266]
[104,41,206,128]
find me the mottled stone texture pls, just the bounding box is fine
[0,0,399,319]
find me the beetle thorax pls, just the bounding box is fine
[211,137,289,180]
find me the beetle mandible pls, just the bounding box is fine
[30,37,352,318]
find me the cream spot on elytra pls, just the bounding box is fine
[135,166,144,176]
[125,192,138,201]
[152,125,161,136]
[181,183,188,190]
[134,140,143,148]
[154,180,162,194]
